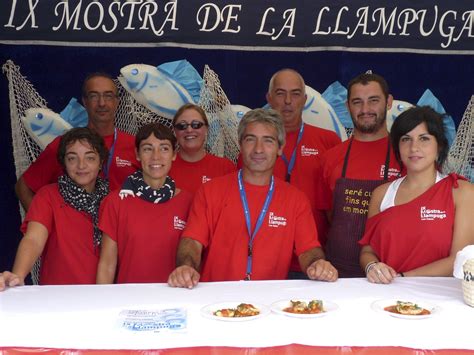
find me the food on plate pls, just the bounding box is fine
[283,300,324,314]
[384,301,431,315]
[213,303,260,317]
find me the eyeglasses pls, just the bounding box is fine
[174,121,206,131]
[85,92,117,102]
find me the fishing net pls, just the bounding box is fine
[445,96,474,182]
[198,65,240,163]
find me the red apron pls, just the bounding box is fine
[325,138,393,278]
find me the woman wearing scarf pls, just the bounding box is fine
[0,127,109,289]
[97,123,193,283]
[169,103,235,194]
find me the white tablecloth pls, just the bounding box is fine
[0,278,473,350]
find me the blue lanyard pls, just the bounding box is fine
[103,128,117,179]
[237,169,275,280]
[281,123,304,182]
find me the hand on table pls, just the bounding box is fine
[366,262,397,284]
[306,259,338,282]
[168,265,200,289]
[0,271,24,291]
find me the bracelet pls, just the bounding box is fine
[399,272,405,277]
[365,261,378,275]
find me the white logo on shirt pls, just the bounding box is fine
[173,216,186,230]
[115,156,132,168]
[301,145,319,157]
[379,165,400,179]
[202,176,211,184]
[420,206,447,221]
[268,212,287,228]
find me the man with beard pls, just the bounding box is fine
[317,72,403,278]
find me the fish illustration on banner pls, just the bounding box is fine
[119,61,200,119]
[302,85,348,141]
[60,97,88,128]
[231,104,251,121]
[21,108,73,149]
[386,100,414,131]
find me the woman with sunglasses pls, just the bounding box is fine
[359,106,474,284]
[170,103,236,194]
[0,127,109,289]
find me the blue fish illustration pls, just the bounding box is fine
[21,108,73,149]
[387,100,414,131]
[303,85,348,141]
[231,104,250,121]
[119,63,195,119]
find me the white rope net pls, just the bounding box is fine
[198,65,240,163]
[445,96,474,182]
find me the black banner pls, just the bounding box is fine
[1,0,473,54]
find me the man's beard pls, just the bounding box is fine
[354,111,387,134]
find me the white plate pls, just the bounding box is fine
[371,299,438,320]
[270,299,339,318]
[200,302,270,322]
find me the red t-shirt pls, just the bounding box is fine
[23,130,139,192]
[99,189,193,283]
[183,172,320,281]
[318,136,403,211]
[21,184,99,285]
[169,153,235,194]
[359,174,458,273]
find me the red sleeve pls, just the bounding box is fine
[22,137,63,192]
[21,186,55,234]
[293,191,321,256]
[98,192,120,242]
[182,184,211,247]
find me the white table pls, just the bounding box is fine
[1,278,473,353]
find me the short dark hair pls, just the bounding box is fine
[81,72,117,98]
[135,122,177,151]
[390,106,449,168]
[172,103,209,126]
[347,72,390,100]
[57,127,109,169]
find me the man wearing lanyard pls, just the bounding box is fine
[15,73,139,211]
[318,72,403,278]
[168,108,338,288]
[266,69,341,279]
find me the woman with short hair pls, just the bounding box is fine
[0,127,109,289]
[97,123,193,284]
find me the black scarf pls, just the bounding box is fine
[58,174,109,249]
[119,170,175,203]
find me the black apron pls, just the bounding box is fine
[325,138,391,278]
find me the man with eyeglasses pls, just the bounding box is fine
[15,73,140,211]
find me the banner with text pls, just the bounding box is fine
[1,0,473,54]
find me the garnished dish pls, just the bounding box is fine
[200,302,270,321]
[271,299,339,318]
[214,303,260,318]
[384,301,430,316]
[283,300,324,314]
[371,299,437,319]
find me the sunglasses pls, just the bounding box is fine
[174,121,206,131]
